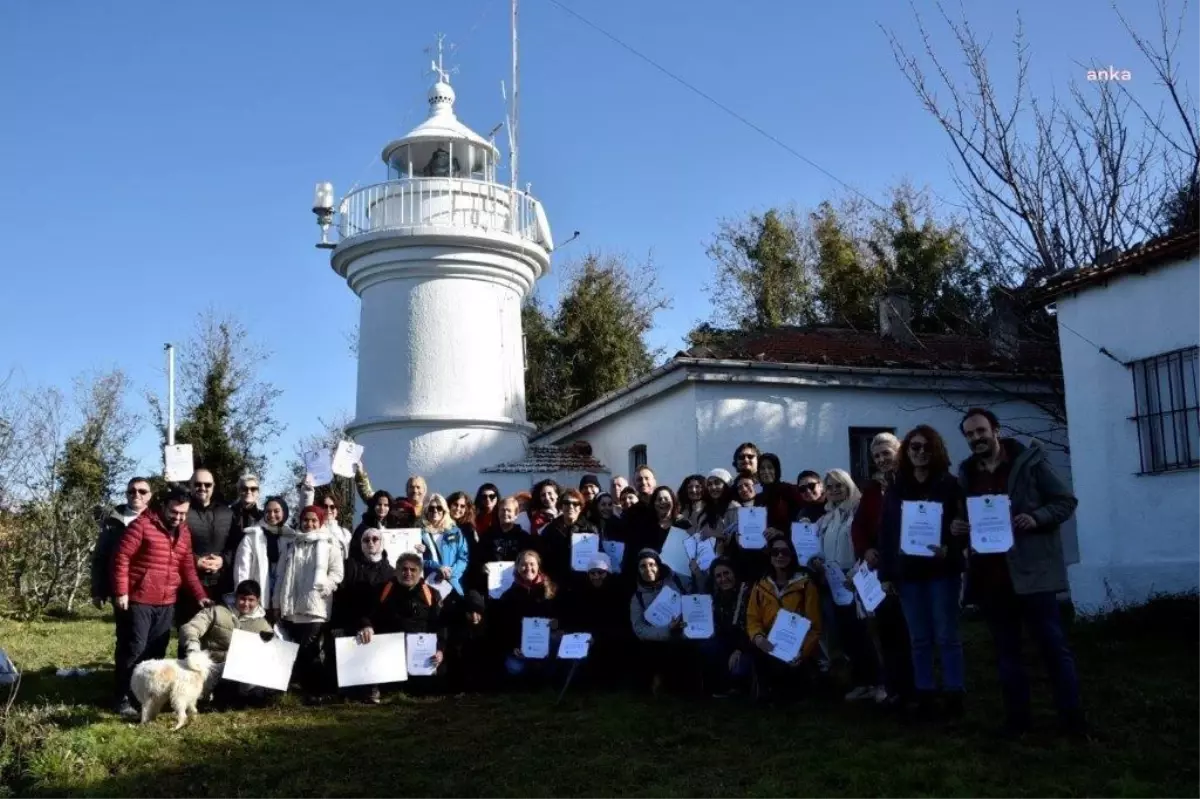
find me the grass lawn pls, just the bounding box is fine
[1,598,1196,798]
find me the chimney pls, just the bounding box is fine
[1095,247,1121,266]
[878,288,917,346]
[988,289,1020,360]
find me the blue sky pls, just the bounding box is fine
[1,0,1194,491]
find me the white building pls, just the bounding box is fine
[531,310,1077,561]
[319,56,558,496]
[1032,230,1200,611]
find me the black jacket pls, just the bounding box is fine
[187,502,234,596]
[334,556,395,631]
[564,576,628,647]
[482,524,530,564]
[369,577,445,645]
[879,470,966,583]
[496,579,560,651]
[91,506,140,600]
[537,517,597,584]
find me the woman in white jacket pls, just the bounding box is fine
[231,496,294,608]
[300,476,353,561]
[813,469,882,702]
[273,504,344,699]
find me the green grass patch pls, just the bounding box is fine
[1,599,1196,797]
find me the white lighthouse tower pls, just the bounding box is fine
[315,45,553,496]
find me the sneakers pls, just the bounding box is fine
[844,685,875,701]
[365,686,381,705]
[114,699,138,721]
[872,686,889,703]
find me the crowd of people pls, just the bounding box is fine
[93,408,1087,738]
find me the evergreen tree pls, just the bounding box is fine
[522,294,567,427]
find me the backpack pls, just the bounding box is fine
[379,579,434,607]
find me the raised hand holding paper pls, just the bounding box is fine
[521,617,551,659]
[304,449,334,487]
[164,444,194,482]
[334,633,408,687]
[331,441,365,479]
[766,609,810,663]
[643,584,682,627]
[571,532,601,571]
[967,495,1014,553]
[681,594,714,639]
[405,633,439,676]
[223,629,298,691]
[790,521,821,565]
[601,540,625,573]
[852,564,886,613]
[737,507,767,549]
[485,561,515,599]
[557,633,592,660]
[900,501,943,557]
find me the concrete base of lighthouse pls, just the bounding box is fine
[347,414,534,499]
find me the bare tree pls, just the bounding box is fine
[884,0,1199,288]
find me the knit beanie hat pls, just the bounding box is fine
[578,474,602,492]
[707,468,733,485]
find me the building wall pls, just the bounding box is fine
[545,376,1075,562]
[1056,254,1200,610]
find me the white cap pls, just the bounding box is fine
[587,553,612,572]
[707,468,733,484]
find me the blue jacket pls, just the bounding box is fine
[422,525,469,595]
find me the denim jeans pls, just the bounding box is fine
[982,591,1082,722]
[898,576,964,692]
[697,637,752,693]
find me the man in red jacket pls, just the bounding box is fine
[110,486,212,719]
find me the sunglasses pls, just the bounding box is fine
[737,453,756,461]
[798,482,820,492]
[429,507,446,514]
[770,548,791,557]
[908,442,927,453]
[322,503,337,510]
[194,482,214,489]
[127,488,150,496]
[241,486,260,493]
[482,492,497,500]
[562,500,581,508]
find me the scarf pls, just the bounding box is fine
[514,571,546,591]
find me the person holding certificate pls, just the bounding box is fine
[700,557,753,697]
[629,549,698,695]
[745,538,822,703]
[755,453,805,530]
[878,426,968,721]
[563,554,630,689]
[360,553,446,695]
[536,489,598,586]
[955,409,1084,738]
[495,550,563,683]
[419,495,469,597]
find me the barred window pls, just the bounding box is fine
[1131,346,1200,473]
[629,445,647,475]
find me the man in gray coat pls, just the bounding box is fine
[953,408,1085,738]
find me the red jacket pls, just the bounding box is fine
[851,480,886,559]
[111,511,207,606]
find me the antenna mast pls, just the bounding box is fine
[509,0,519,194]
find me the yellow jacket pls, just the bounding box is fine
[745,573,822,661]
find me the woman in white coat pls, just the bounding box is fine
[300,476,353,560]
[273,505,344,699]
[812,469,882,701]
[231,496,294,608]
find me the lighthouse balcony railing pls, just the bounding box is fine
[335,178,550,250]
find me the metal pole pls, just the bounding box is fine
[510,0,519,194]
[165,343,176,446]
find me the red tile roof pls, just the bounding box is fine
[1027,228,1199,303]
[482,445,610,474]
[687,327,1059,374]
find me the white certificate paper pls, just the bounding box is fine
[601,540,625,573]
[164,444,194,483]
[852,565,886,613]
[900,501,943,557]
[521,617,551,659]
[485,561,515,599]
[405,633,439,676]
[824,560,856,606]
[303,449,334,487]
[331,441,365,479]
[791,521,821,565]
[571,532,601,572]
[642,584,682,627]
[658,528,691,574]
[557,633,592,660]
[381,529,423,568]
[766,609,811,663]
[967,494,1015,554]
[334,633,408,687]
[684,535,718,571]
[737,507,767,549]
[681,594,714,639]
[223,628,299,692]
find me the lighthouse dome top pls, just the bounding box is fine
[381,68,499,180]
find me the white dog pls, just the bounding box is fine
[129,651,220,730]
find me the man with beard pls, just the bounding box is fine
[953,408,1084,738]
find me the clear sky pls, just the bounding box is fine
[1,0,1194,492]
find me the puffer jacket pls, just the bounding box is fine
[745,572,822,661]
[91,505,141,600]
[112,512,207,607]
[421,525,470,595]
[272,529,344,622]
[179,603,271,662]
[958,438,1079,595]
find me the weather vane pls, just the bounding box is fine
[426,33,459,84]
